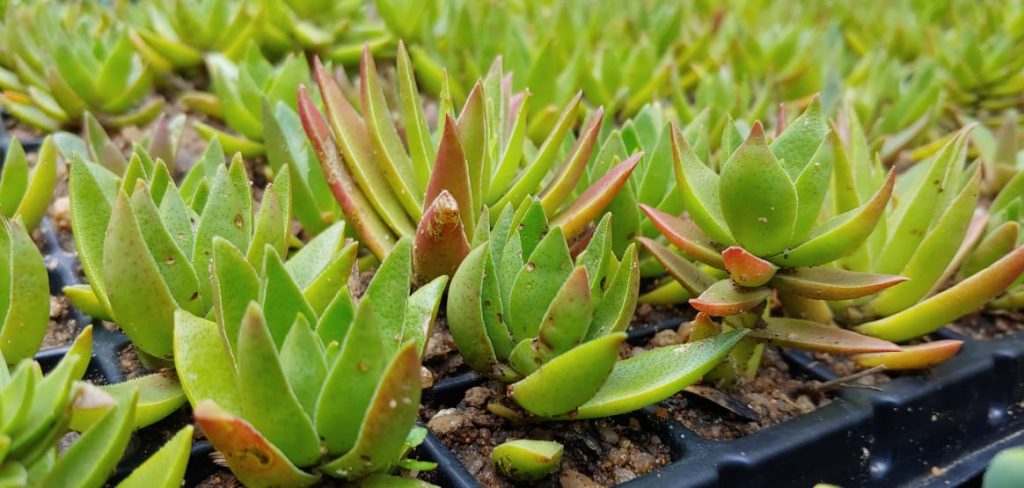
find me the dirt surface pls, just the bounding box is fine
[42,295,77,348]
[197,470,242,488]
[659,346,830,441]
[948,311,1024,340]
[423,381,671,487]
[117,344,148,380]
[629,302,693,331]
[423,317,469,384]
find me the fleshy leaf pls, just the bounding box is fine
[852,340,962,370]
[492,440,563,482]
[639,205,724,267]
[509,228,574,342]
[770,267,907,300]
[719,121,797,256]
[173,311,242,415]
[721,246,777,287]
[414,191,470,284]
[750,318,900,354]
[510,333,625,417]
[856,246,1024,341]
[115,426,193,488]
[321,342,422,480]
[636,237,717,296]
[689,279,769,316]
[550,153,641,240]
[194,401,319,487]
[770,170,895,267]
[574,329,747,419]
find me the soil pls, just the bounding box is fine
[117,344,148,380]
[197,470,242,488]
[42,295,77,348]
[422,317,469,384]
[629,303,693,332]
[948,311,1024,340]
[423,381,671,487]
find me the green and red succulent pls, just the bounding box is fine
[0,327,191,488]
[175,237,444,486]
[448,202,747,418]
[300,47,639,283]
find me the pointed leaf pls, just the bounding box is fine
[722,246,777,287]
[551,153,641,240]
[637,237,716,295]
[689,279,769,316]
[751,318,900,354]
[852,340,962,370]
[414,191,470,284]
[173,311,242,415]
[115,426,193,488]
[640,204,724,267]
[194,401,319,487]
[511,333,625,417]
[574,329,748,419]
[771,267,907,300]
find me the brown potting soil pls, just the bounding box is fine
[117,344,148,380]
[948,311,1024,340]
[423,381,671,487]
[42,295,77,348]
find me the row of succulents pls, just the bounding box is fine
[0,0,1022,486]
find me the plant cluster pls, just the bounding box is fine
[3,1,1023,486]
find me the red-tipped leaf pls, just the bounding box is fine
[722,246,777,287]
[414,191,471,284]
[551,153,642,240]
[771,267,908,300]
[640,205,724,268]
[750,318,901,354]
[637,237,717,296]
[689,279,770,316]
[852,340,962,370]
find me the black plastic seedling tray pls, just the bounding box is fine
[13,133,1024,487]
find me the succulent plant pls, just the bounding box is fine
[0,217,48,365]
[0,136,57,231]
[377,0,684,121]
[255,0,393,64]
[300,46,639,282]
[448,201,747,417]
[969,169,1024,309]
[175,237,444,486]
[66,142,296,362]
[0,327,191,488]
[640,99,936,375]
[119,0,258,73]
[186,44,311,157]
[966,111,1022,195]
[492,439,563,482]
[822,122,1024,356]
[0,0,162,131]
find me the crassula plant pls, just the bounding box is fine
[0,137,57,232]
[300,46,639,282]
[1,327,192,488]
[175,237,444,486]
[0,217,48,365]
[448,201,747,418]
[67,142,293,362]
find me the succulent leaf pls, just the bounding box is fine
[574,329,748,419]
[492,440,563,482]
[689,279,770,317]
[510,333,625,417]
[770,267,907,300]
[852,340,963,370]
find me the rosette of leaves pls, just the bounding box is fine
[175,237,444,486]
[0,136,57,231]
[0,0,163,131]
[254,0,394,64]
[119,0,259,73]
[0,327,192,488]
[844,56,943,161]
[66,143,296,362]
[640,99,918,375]
[938,5,1024,116]
[299,46,639,282]
[0,217,48,365]
[377,0,682,121]
[447,201,747,418]
[186,44,310,157]
[823,122,1024,360]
